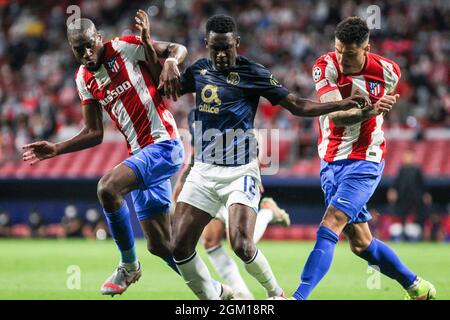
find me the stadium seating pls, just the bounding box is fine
[1,138,449,178]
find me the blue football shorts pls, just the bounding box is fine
[320,159,385,224]
[123,139,184,221]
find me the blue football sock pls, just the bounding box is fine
[358,238,417,288]
[104,201,137,264]
[163,256,180,275]
[293,226,339,300]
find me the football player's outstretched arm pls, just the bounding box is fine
[279,92,369,117]
[22,102,103,165]
[321,89,399,127]
[134,9,187,101]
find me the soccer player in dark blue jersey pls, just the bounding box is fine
[170,14,368,300]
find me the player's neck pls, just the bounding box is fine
[344,55,367,75]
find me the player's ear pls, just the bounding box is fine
[235,36,240,48]
[204,38,208,48]
[366,43,371,53]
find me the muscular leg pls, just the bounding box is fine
[228,203,283,297]
[293,204,347,300]
[345,223,417,289]
[140,213,179,274]
[97,164,138,212]
[97,164,139,267]
[171,202,222,300]
[203,217,254,299]
[202,218,225,250]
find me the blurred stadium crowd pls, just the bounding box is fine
[0,0,449,163]
[0,204,110,239]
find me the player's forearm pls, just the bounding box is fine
[280,93,345,117]
[140,35,163,83]
[164,43,187,65]
[141,34,159,65]
[55,127,103,155]
[329,109,371,127]
[319,89,372,126]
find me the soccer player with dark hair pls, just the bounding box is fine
[170,14,376,300]
[22,10,187,296]
[290,16,436,300]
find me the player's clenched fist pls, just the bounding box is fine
[374,94,400,114]
[22,141,58,165]
[338,94,370,111]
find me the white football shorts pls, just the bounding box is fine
[177,159,261,218]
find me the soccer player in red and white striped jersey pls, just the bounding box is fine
[292,17,436,300]
[22,10,188,296]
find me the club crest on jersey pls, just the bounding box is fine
[106,56,120,73]
[369,81,381,96]
[226,72,240,85]
[270,74,282,87]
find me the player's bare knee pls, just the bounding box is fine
[172,238,194,261]
[320,206,348,233]
[230,234,255,261]
[97,175,123,212]
[349,238,371,255]
[147,240,171,258]
[202,235,221,250]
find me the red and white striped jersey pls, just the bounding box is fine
[313,52,401,163]
[74,35,179,155]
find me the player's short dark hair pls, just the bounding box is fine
[206,14,237,35]
[335,16,369,46]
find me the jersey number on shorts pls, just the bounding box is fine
[243,176,256,200]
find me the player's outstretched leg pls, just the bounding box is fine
[293,205,347,300]
[253,197,291,243]
[172,202,232,300]
[203,216,254,299]
[140,213,179,274]
[345,223,437,300]
[228,203,284,298]
[97,164,141,296]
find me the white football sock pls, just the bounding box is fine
[207,244,254,299]
[175,252,220,300]
[244,249,283,297]
[253,208,274,243]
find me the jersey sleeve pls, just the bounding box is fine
[312,55,339,98]
[74,69,95,106]
[248,63,289,105]
[114,35,146,62]
[383,60,401,94]
[180,64,196,94]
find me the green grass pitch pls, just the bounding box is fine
[0,239,448,300]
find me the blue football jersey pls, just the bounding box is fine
[181,56,289,166]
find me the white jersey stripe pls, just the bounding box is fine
[318,116,330,159]
[331,76,368,161]
[113,99,141,154]
[366,114,384,163]
[75,67,94,101]
[96,67,141,153]
[118,51,171,143]
[380,59,399,94]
